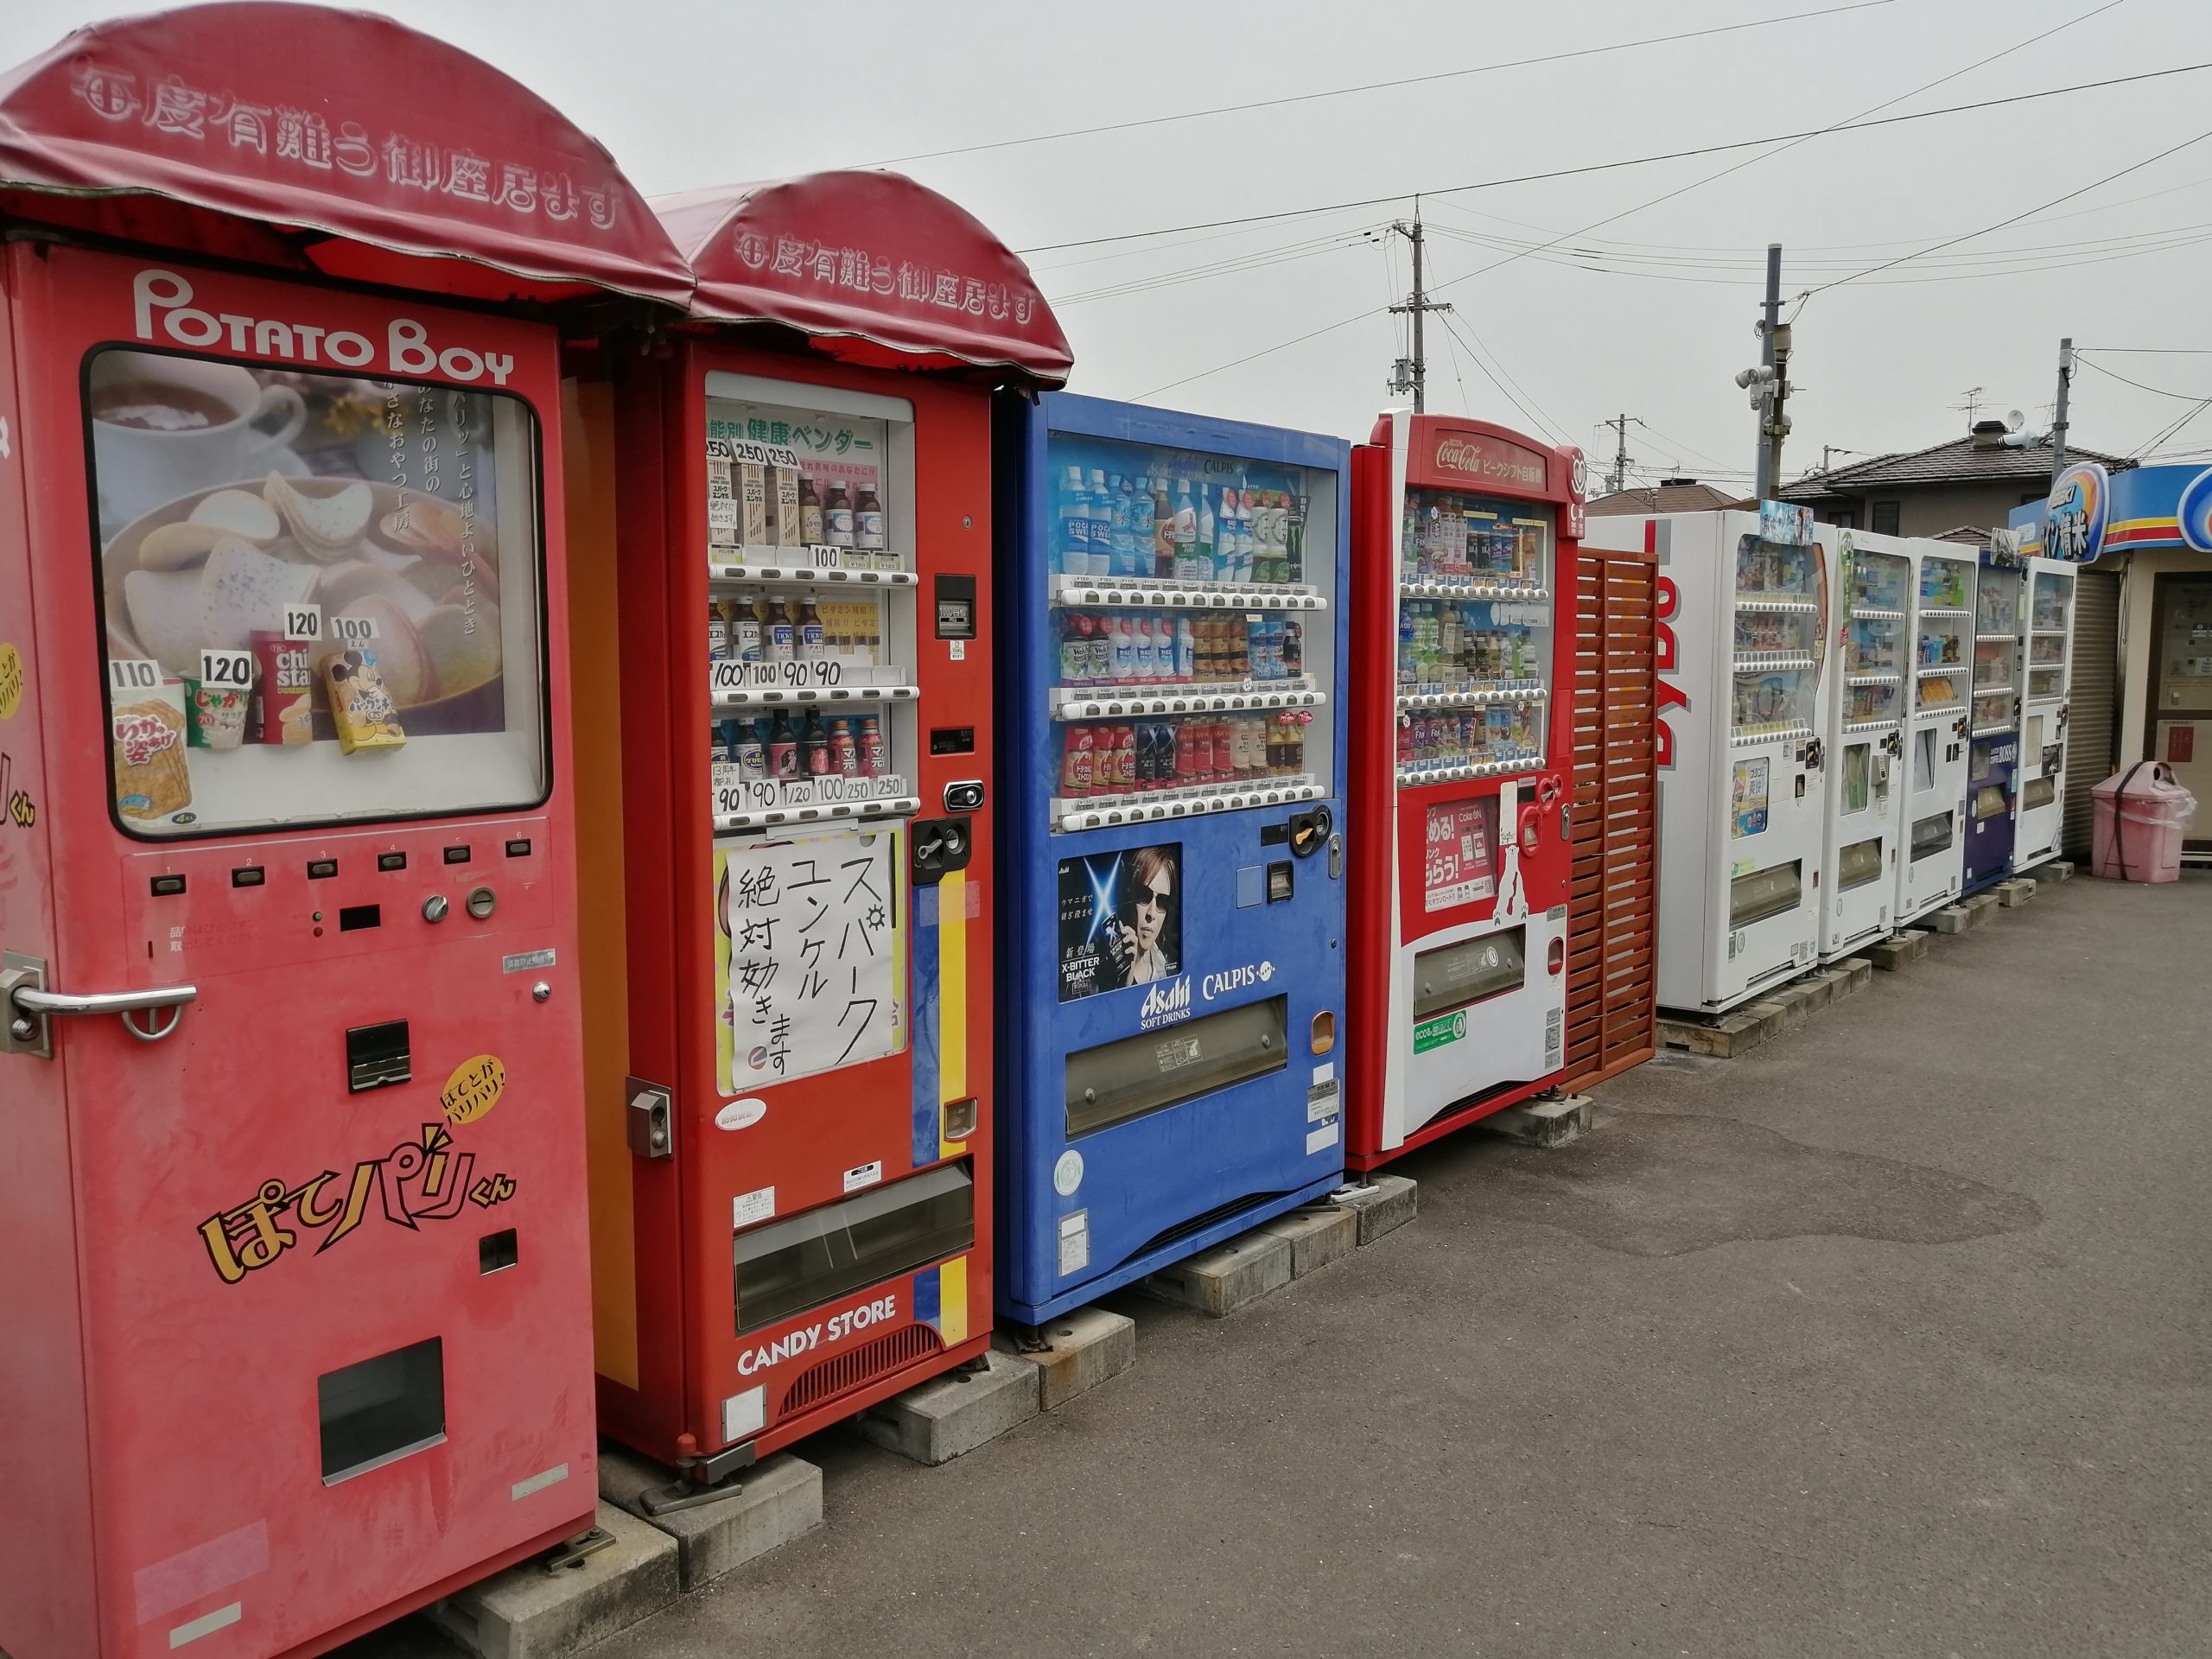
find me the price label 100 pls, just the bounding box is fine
[330,613,380,647]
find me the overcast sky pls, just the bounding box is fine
[6,0,2210,490]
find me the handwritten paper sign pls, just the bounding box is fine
[715,826,904,1091]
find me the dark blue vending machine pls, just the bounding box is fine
[995,392,1351,1327]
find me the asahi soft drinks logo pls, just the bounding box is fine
[1137,976,1192,1031]
[133,269,518,385]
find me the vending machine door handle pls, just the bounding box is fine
[5,959,195,1056]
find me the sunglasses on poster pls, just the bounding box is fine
[1131,883,1173,911]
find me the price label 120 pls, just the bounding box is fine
[198,648,256,689]
[283,602,323,642]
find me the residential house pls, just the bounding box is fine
[1777,420,2133,537]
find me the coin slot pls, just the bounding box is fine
[378,852,407,872]
[478,1229,518,1275]
[339,904,382,932]
[442,845,472,865]
[308,859,339,880]
[504,838,532,858]
[231,866,265,888]
[149,874,187,897]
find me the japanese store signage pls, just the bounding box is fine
[1431,430,1549,493]
[715,827,905,1090]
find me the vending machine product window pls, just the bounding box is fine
[1910,810,1955,860]
[1841,741,1872,813]
[1915,556,1973,713]
[1395,488,1551,782]
[703,385,920,831]
[1730,530,1825,739]
[1041,432,1335,824]
[87,349,547,837]
[732,1162,976,1335]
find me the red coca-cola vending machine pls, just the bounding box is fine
[1346,412,1585,1167]
[0,9,689,1656]
[567,173,1071,1503]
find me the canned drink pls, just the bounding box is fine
[1113,723,1137,792]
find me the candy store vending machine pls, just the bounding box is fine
[994,392,1346,1325]
[2013,553,2075,870]
[1346,413,1580,1166]
[1897,544,1976,920]
[1818,529,1909,958]
[1962,543,2026,893]
[580,174,1072,1486]
[0,8,696,1654]
[1583,505,1827,1014]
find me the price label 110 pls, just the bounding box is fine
[283,602,323,642]
[198,648,255,689]
[108,658,163,695]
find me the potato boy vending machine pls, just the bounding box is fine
[0,7,691,1656]
[1815,527,1910,959]
[574,173,1071,1495]
[1897,542,1977,921]
[1582,505,1829,1014]
[1962,541,2026,894]
[993,393,1348,1325]
[1347,413,1583,1166]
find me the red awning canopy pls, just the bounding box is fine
[0,3,690,309]
[656,170,1071,388]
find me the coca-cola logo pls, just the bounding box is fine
[1434,435,1548,489]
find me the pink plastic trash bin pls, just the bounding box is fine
[2090,762,2198,883]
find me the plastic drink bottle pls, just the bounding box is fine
[1170,479,1198,579]
[1058,613,1090,686]
[1174,615,1196,681]
[1111,476,1138,575]
[1152,477,1175,578]
[1194,485,1217,582]
[1134,616,1160,680]
[1062,726,1095,795]
[1110,615,1136,682]
[859,715,886,776]
[1060,464,1093,576]
[1130,476,1155,578]
[832,717,861,777]
[798,594,826,662]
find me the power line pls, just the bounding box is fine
[1135,3,2156,402]
[1018,57,2205,255]
[2133,397,2212,457]
[2075,354,2212,402]
[864,0,1899,167]
[2077,345,2212,353]
[1807,123,2212,295]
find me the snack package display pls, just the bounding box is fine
[183,672,251,749]
[772,466,802,549]
[706,442,739,547]
[111,680,194,820]
[324,646,408,754]
[250,629,315,745]
[739,461,770,550]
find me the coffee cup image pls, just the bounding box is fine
[90,351,309,530]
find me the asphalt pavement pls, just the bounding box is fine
[356,867,2210,1659]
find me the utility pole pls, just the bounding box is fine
[1600,412,1636,495]
[1738,245,1791,499]
[1387,203,1452,412]
[2050,336,2074,481]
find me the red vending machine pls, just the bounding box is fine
[569,172,1071,1503]
[0,9,690,1656]
[1346,412,1585,1167]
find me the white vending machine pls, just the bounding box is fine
[1897,543,1976,921]
[2014,553,2075,871]
[1817,528,1910,958]
[1586,505,1827,1014]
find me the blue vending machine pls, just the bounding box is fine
[1963,540,2026,893]
[995,392,1351,1328]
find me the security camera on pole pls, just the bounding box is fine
[1736,244,1792,499]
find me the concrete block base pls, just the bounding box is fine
[1794,972,1836,1011]
[425,1503,677,1659]
[1478,1094,1594,1148]
[1928,905,1971,935]
[2045,860,2075,880]
[999,1307,1135,1412]
[1332,1173,1419,1245]
[1836,957,1874,993]
[855,1350,1039,1466]
[597,1446,821,1590]
[1869,931,1929,969]
[1142,1230,1293,1316]
[1255,1204,1361,1277]
[1659,1007,1769,1057]
[1962,892,1999,928]
[1996,876,2037,908]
